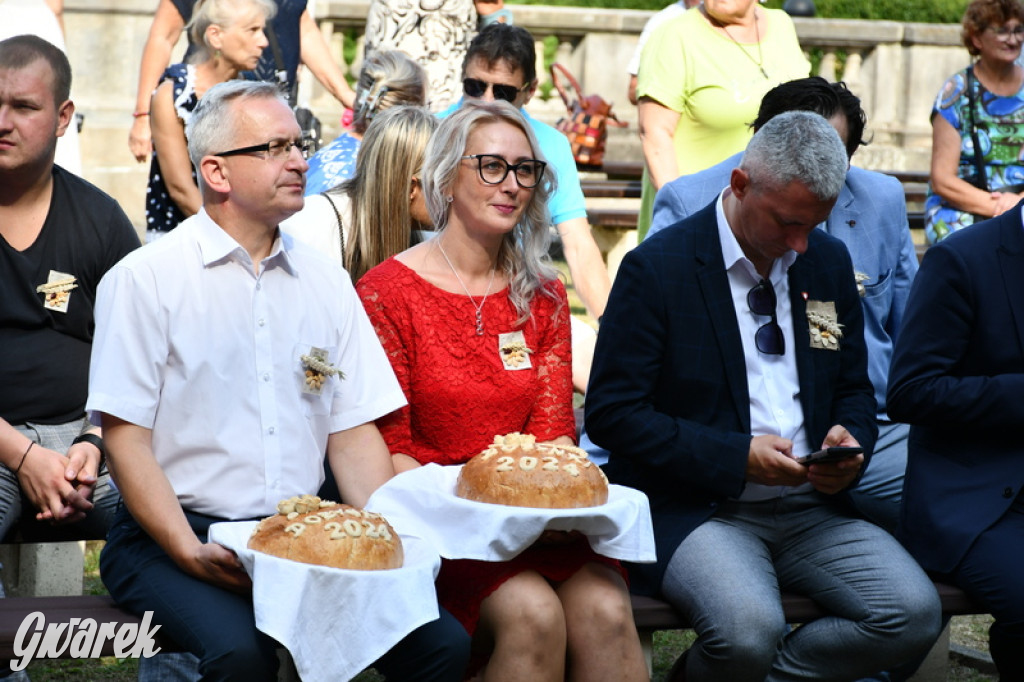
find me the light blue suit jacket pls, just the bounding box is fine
[648,154,918,419]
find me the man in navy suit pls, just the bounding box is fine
[647,78,919,534]
[888,209,1024,679]
[586,112,940,681]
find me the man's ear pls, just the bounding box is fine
[520,79,539,106]
[55,99,74,138]
[730,167,752,200]
[200,155,230,194]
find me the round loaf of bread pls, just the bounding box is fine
[248,495,403,570]
[456,433,609,509]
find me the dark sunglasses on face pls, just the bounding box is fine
[462,77,528,103]
[747,279,785,355]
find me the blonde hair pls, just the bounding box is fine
[331,105,438,282]
[351,50,427,134]
[422,100,559,323]
[187,0,276,61]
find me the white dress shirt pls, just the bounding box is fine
[715,193,813,501]
[281,192,350,267]
[88,210,406,519]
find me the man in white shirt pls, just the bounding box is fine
[88,80,469,682]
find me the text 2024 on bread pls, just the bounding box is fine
[456,433,609,509]
[248,495,403,570]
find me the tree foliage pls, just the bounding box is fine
[508,0,969,24]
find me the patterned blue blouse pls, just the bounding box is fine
[925,67,1024,244]
[304,132,361,196]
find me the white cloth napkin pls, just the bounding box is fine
[366,463,656,563]
[209,520,440,682]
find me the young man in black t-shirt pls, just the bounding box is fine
[0,35,139,545]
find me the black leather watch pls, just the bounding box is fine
[71,433,105,461]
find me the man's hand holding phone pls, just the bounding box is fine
[796,446,863,465]
[802,425,864,494]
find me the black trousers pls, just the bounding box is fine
[101,507,470,681]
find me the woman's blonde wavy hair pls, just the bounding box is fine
[330,105,438,282]
[421,100,560,324]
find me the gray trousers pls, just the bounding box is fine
[1,418,118,543]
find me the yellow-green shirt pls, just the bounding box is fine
[636,8,810,237]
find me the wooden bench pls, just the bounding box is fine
[1,583,979,653]
[590,162,931,187]
[580,179,642,199]
[584,196,930,275]
[0,520,111,604]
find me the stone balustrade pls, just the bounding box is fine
[60,0,969,228]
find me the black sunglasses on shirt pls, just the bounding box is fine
[747,279,785,355]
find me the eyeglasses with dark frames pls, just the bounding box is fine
[462,154,547,188]
[212,137,313,161]
[747,279,785,355]
[462,77,529,103]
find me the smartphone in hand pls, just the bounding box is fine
[795,446,863,466]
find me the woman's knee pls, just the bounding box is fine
[481,572,566,645]
[560,565,636,638]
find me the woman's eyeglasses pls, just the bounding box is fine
[462,77,529,103]
[747,279,785,355]
[213,137,313,161]
[462,154,547,188]
[988,24,1024,40]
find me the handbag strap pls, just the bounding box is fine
[549,63,585,113]
[265,23,298,107]
[966,65,988,191]
[320,191,345,266]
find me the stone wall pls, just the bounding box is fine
[57,0,969,227]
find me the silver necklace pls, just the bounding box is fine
[720,13,768,80]
[437,241,496,336]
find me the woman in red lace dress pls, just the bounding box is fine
[357,101,647,681]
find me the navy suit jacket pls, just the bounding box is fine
[887,207,1024,574]
[586,202,878,595]
[651,157,919,419]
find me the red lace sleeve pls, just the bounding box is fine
[356,262,447,463]
[524,279,576,443]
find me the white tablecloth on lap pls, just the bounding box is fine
[366,463,656,563]
[210,521,440,682]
